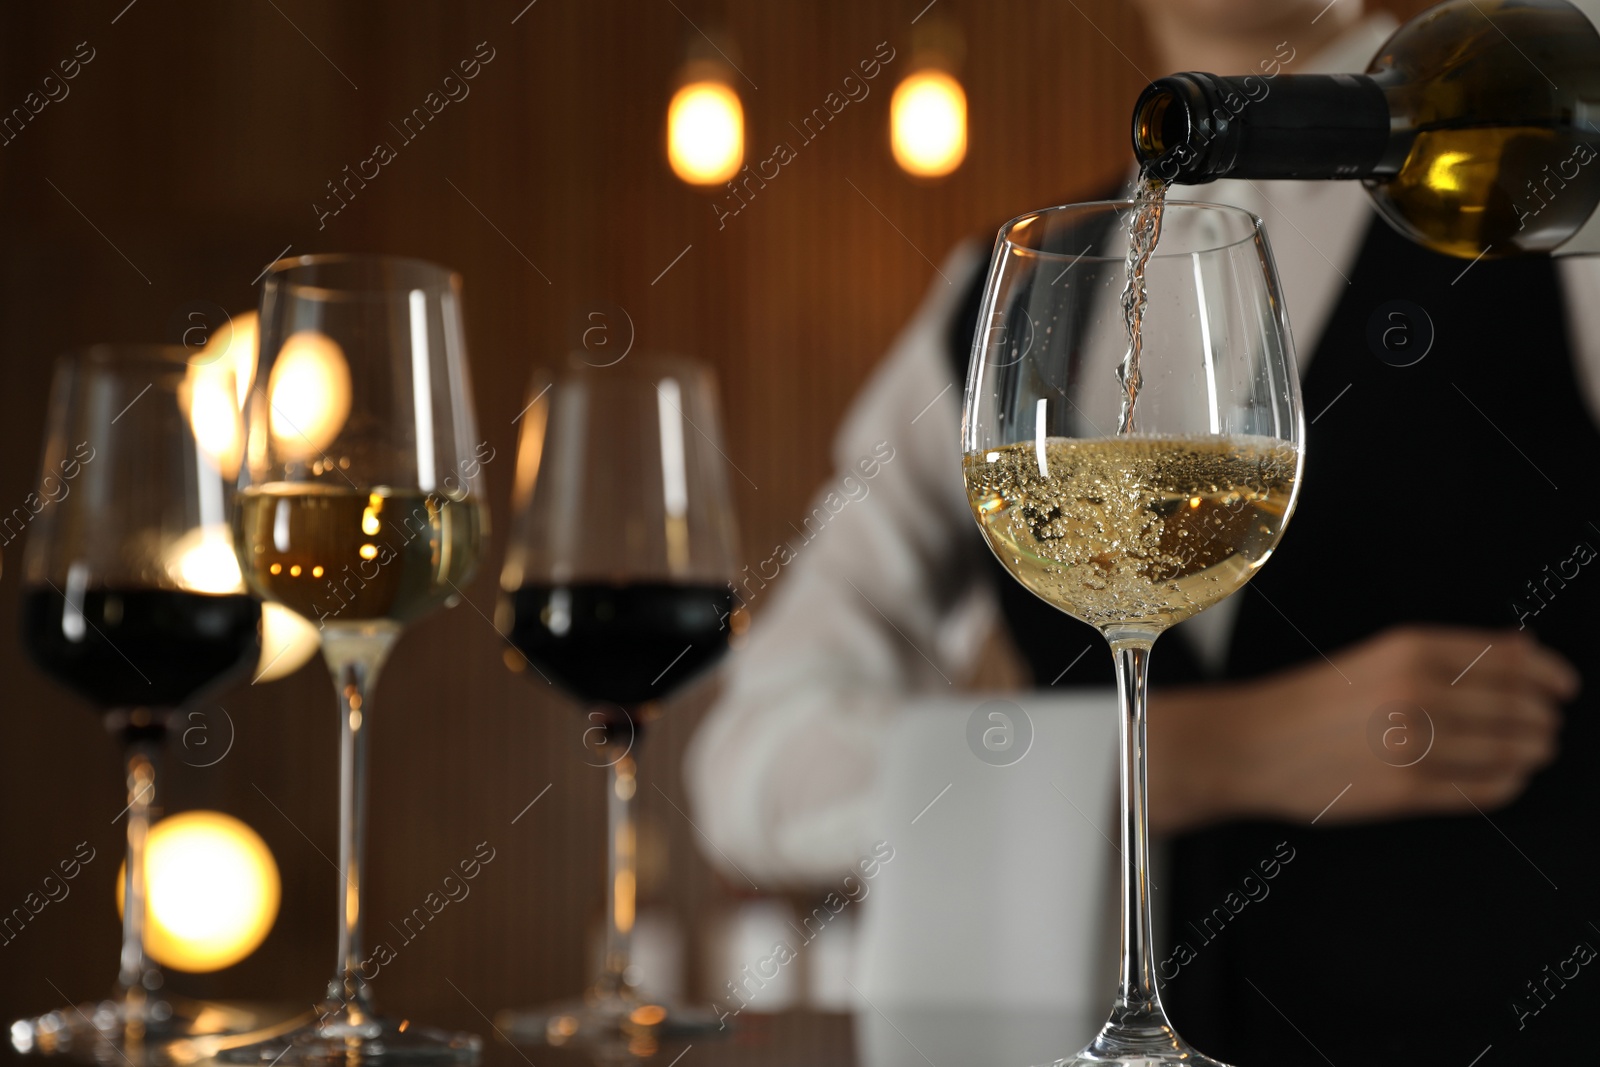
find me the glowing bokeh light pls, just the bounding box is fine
[182,310,258,477]
[268,329,352,461]
[198,310,259,409]
[667,81,744,185]
[256,601,321,682]
[890,69,967,178]
[185,367,243,477]
[117,811,280,973]
[166,524,245,595]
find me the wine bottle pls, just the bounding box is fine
[1130,0,1600,259]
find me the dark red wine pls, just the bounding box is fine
[22,586,261,717]
[508,582,734,707]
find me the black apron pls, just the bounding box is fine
[947,213,1600,1064]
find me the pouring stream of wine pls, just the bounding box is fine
[1118,171,1170,434]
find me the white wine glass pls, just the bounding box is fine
[226,254,488,1065]
[962,200,1304,1067]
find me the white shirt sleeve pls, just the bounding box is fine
[1560,256,1600,420]
[685,243,1117,885]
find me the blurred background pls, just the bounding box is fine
[0,0,1433,1050]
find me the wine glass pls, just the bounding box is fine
[961,200,1304,1067]
[494,354,739,1056]
[224,254,487,1065]
[11,345,263,1064]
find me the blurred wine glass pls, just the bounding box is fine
[11,344,262,1064]
[225,254,488,1066]
[495,354,739,1056]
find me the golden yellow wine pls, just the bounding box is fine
[235,484,483,629]
[964,436,1299,632]
[1132,0,1600,258]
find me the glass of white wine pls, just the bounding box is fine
[226,254,488,1065]
[962,199,1304,1067]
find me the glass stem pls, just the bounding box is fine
[1102,639,1178,1050]
[321,632,394,1024]
[598,754,637,998]
[117,741,161,1008]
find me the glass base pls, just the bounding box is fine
[215,1014,481,1067]
[1040,1016,1232,1067]
[495,987,724,1055]
[1044,1049,1230,1067]
[10,995,281,1065]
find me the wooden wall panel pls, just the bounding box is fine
[0,0,1436,1038]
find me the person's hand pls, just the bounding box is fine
[1147,625,1578,833]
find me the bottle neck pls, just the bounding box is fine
[1132,72,1391,184]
